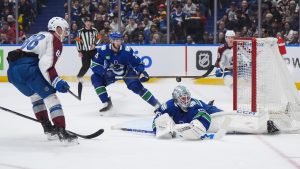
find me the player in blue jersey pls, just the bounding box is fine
[152,85,222,140]
[6,17,77,143]
[91,31,160,112]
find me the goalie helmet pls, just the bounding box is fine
[48,17,70,41]
[172,85,191,112]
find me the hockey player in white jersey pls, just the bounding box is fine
[6,17,78,143]
[215,30,235,89]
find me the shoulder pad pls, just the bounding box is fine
[160,103,168,111]
[100,45,106,51]
[218,44,225,49]
[124,46,132,52]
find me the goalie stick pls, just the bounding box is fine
[111,117,231,140]
[0,106,104,139]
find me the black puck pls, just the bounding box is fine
[176,77,181,82]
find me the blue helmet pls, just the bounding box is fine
[109,32,122,40]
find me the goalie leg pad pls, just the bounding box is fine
[154,113,175,139]
[174,120,206,140]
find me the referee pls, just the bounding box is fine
[76,19,100,82]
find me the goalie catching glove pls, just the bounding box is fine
[174,119,207,140]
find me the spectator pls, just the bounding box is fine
[171,3,187,43]
[123,33,131,43]
[94,13,105,32]
[136,33,145,44]
[19,0,35,33]
[131,22,145,43]
[150,33,161,44]
[288,31,299,44]
[126,3,142,22]
[282,22,294,43]
[71,0,82,24]
[186,35,195,44]
[110,13,124,32]
[0,21,14,43]
[99,21,112,44]
[183,0,197,16]
[70,22,79,43]
[240,0,250,15]
[217,32,225,44]
[123,16,137,36]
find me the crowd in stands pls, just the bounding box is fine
[0,0,300,45]
[65,0,212,44]
[0,0,45,44]
[217,0,300,44]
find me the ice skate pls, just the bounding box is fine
[267,120,279,134]
[99,97,113,113]
[42,121,58,140]
[56,126,79,144]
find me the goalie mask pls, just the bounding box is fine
[172,85,191,112]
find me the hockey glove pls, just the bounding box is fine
[105,70,116,85]
[174,119,206,140]
[215,68,223,77]
[53,78,70,93]
[139,71,150,82]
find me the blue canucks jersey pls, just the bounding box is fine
[91,44,144,76]
[154,98,222,131]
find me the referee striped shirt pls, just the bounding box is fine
[76,27,100,51]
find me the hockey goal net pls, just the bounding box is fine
[233,37,300,132]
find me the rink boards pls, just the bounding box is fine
[0,44,300,89]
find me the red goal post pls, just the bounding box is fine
[233,37,256,112]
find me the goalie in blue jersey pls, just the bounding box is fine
[90,32,160,112]
[152,85,223,140]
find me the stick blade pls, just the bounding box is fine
[78,82,83,100]
[67,129,104,139]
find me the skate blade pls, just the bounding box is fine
[45,133,59,141]
[60,139,79,146]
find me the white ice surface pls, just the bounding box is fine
[1,79,300,169]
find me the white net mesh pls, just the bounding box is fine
[234,37,300,132]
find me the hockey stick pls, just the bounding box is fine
[77,82,83,100]
[111,117,231,140]
[111,126,221,140]
[68,89,81,100]
[0,106,104,139]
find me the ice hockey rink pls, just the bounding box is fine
[1,79,300,169]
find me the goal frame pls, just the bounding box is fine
[233,38,257,112]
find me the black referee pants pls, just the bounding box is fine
[77,49,97,78]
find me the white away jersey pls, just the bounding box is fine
[20,31,62,85]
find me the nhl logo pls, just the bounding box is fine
[196,50,212,70]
